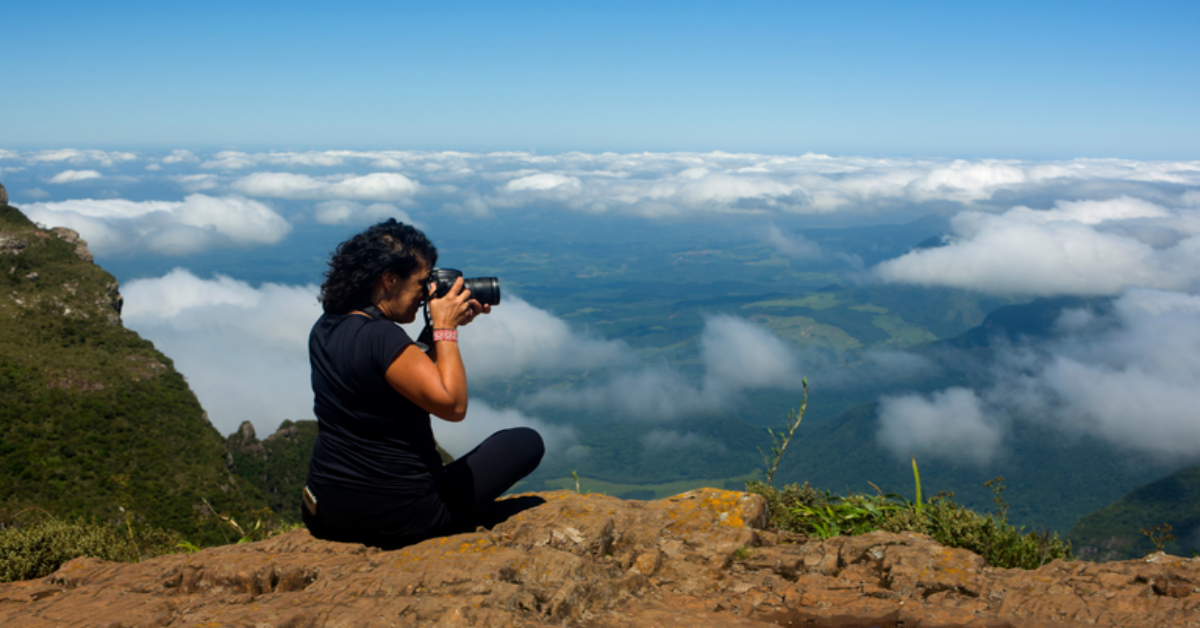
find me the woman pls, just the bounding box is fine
[302,219,544,548]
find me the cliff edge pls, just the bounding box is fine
[2,488,1199,628]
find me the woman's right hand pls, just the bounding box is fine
[427,276,477,329]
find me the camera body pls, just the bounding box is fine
[429,268,501,306]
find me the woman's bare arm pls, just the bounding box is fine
[386,342,468,421]
[383,277,487,422]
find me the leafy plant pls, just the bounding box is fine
[791,492,904,539]
[0,511,178,583]
[197,498,283,545]
[758,378,807,486]
[176,540,202,554]
[747,474,1073,570]
[1140,523,1175,553]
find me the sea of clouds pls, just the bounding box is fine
[4,148,1200,464]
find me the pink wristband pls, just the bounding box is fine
[433,329,458,343]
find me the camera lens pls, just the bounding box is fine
[463,277,501,306]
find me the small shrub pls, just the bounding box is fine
[0,516,178,583]
[759,380,808,486]
[1140,523,1175,553]
[746,479,1072,570]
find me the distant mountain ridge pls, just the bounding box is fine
[937,295,1110,349]
[767,295,1183,537]
[1069,463,1200,560]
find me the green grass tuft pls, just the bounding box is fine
[746,479,1072,570]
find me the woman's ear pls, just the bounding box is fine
[375,271,397,297]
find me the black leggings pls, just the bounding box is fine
[302,427,544,549]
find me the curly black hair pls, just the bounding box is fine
[319,219,438,314]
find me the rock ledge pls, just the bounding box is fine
[1,488,1198,627]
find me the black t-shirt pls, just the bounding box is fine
[306,313,444,513]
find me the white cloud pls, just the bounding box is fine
[313,200,416,225]
[48,170,103,183]
[701,315,802,393]
[1028,289,1200,457]
[29,149,138,166]
[523,365,714,421]
[1003,196,1172,226]
[162,149,199,164]
[232,172,419,201]
[172,174,220,192]
[905,160,1028,203]
[200,151,259,170]
[877,387,1006,465]
[874,199,1200,296]
[23,147,1194,223]
[23,194,291,256]
[431,400,577,460]
[441,196,492,218]
[879,288,1200,461]
[764,224,823,259]
[444,296,631,381]
[504,173,582,192]
[121,270,322,437]
[523,315,803,420]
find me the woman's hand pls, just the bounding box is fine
[428,277,490,328]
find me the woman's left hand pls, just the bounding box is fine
[460,300,491,326]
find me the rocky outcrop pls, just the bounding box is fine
[0,182,8,206]
[2,488,1199,627]
[50,227,94,262]
[0,231,26,255]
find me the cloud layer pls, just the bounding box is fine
[8,147,1200,467]
[875,197,1200,296]
[5,148,1199,225]
[121,270,322,437]
[120,268,808,441]
[120,271,636,449]
[524,315,805,420]
[877,387,1005,465]
[878,288,1200,464]
[22,195,291,256]
[232,172,419,201]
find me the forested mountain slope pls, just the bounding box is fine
[0,202,271,539]
[1070,463,1200,560]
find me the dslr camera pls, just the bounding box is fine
[429,268,501,306]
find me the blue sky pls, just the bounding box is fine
[4,2,1200,462]
[3,1,1198,158]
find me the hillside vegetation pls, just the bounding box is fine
[0,202,271,542]
[1069,463,1200,560]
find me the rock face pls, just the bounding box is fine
[50,226,95,262]
[2,488,1199,627]
[0,183,8,206]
